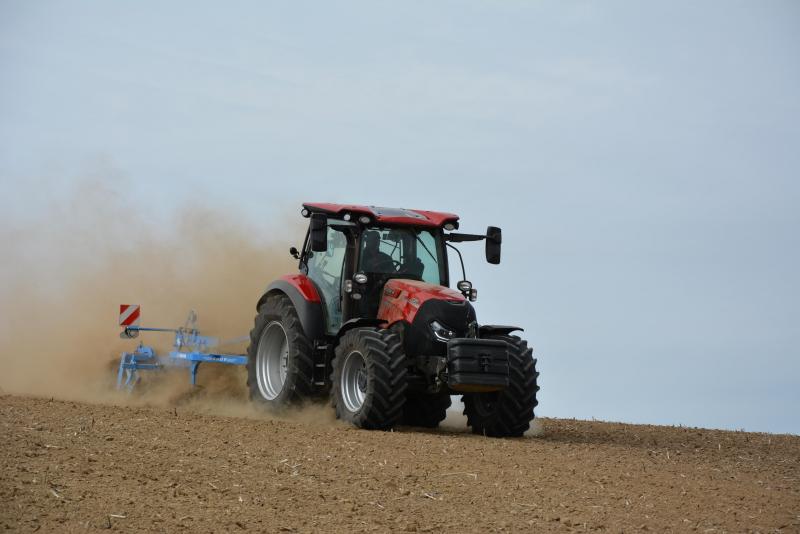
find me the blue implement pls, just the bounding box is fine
[116,309,248,391]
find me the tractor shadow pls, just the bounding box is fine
[395,408,545,440]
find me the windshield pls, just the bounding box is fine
[358,227,443,285]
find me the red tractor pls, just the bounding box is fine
[246,203,539,437]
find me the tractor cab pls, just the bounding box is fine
[297,204,491,335]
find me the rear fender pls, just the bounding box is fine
[257,275,325,340]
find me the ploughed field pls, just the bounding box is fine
[1,395,798,533]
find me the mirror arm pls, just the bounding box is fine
[446,232,486,243]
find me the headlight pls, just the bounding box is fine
[430,320,456,342]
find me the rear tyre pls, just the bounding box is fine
[462,335,539,437]
[332,328,407,430]
[246,293,314,409]
[402,391,451,428]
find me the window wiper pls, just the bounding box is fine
[415,234,437,263]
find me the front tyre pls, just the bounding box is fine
[246,293,314,409]
[462,335,539,437]
[332,328,407,430]
[402,391,451,428]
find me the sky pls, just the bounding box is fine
[1,1,798,433]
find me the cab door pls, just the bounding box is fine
[306,225,348,334]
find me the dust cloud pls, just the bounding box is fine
[0,174,315,422]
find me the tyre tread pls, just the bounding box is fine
[462,335,539,437]
[246,293,315,407]
[332,328,407,430]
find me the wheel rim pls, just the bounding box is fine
[256,321,289,400]
[472,391,499,417]
[340,350,367,413]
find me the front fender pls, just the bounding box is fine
[334,318,386,343]
[479,325,524,337]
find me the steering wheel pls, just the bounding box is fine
[372,257,401,273]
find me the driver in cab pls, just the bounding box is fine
[360,230,395,273]
[360,230,424,279]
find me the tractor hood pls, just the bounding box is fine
[377,279,465,325]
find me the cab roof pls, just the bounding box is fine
[302,203,459,228]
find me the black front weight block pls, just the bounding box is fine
[446,338,509,393]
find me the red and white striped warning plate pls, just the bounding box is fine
[119,304,140,326]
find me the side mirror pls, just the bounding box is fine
[310,213,328,252]
[485,226,501,264]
